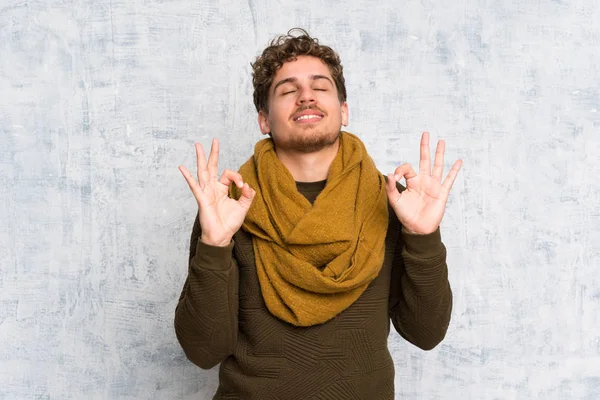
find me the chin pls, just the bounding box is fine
[277,130,340,153]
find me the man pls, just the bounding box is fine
[174,28,462,399]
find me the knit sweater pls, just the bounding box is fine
[174,180,452,399]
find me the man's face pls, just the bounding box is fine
[258,55,348,153]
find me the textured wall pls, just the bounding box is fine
[1,0,599,399]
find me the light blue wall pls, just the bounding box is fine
[1,0,599,399]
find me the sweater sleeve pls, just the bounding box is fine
[388,210,453,351]
[174,213,239,369]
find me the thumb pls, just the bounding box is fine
[386,174,401,205]
[237,183,255,209]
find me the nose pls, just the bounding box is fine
[297,87,316,105]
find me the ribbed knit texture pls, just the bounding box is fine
[230,132,389,326]
[174,180,453,400]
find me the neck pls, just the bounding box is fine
[275,139,339,182]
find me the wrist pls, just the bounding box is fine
[402,227,444,257]
[200,234,232,247]
[402,225,437,235]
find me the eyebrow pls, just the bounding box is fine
[272,75,334,92]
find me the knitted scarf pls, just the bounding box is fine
[230,131,389,326]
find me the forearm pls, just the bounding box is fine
[390,228,452,350]
[174,218,239,369]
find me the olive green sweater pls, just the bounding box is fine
[174,180,452,399]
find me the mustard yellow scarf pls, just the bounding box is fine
[230,132,388,326]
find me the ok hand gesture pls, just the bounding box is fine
[179,139,255,247]
[386,132,462,235]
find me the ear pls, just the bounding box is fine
[341,102,349,127]
[258,110,270,135]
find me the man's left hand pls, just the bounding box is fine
[386,132,463,235]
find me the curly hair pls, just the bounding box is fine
[251,28,347,113]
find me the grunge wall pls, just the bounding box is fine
[1,0,599,398]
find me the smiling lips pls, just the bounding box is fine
[292,109,325,123]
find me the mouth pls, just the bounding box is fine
[292,110,325,123]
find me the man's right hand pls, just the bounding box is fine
[179,139,255,247]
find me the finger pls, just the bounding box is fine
[195,143,209,186]
[207,138,220,181]
[237,183,256,209]
[432,139,445,181]
[386,173,401,204]
[393,163,418,182]
[178,165,200,194]
[419,131,431,175]
[441,159,463,193]
[219,169,244,188]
